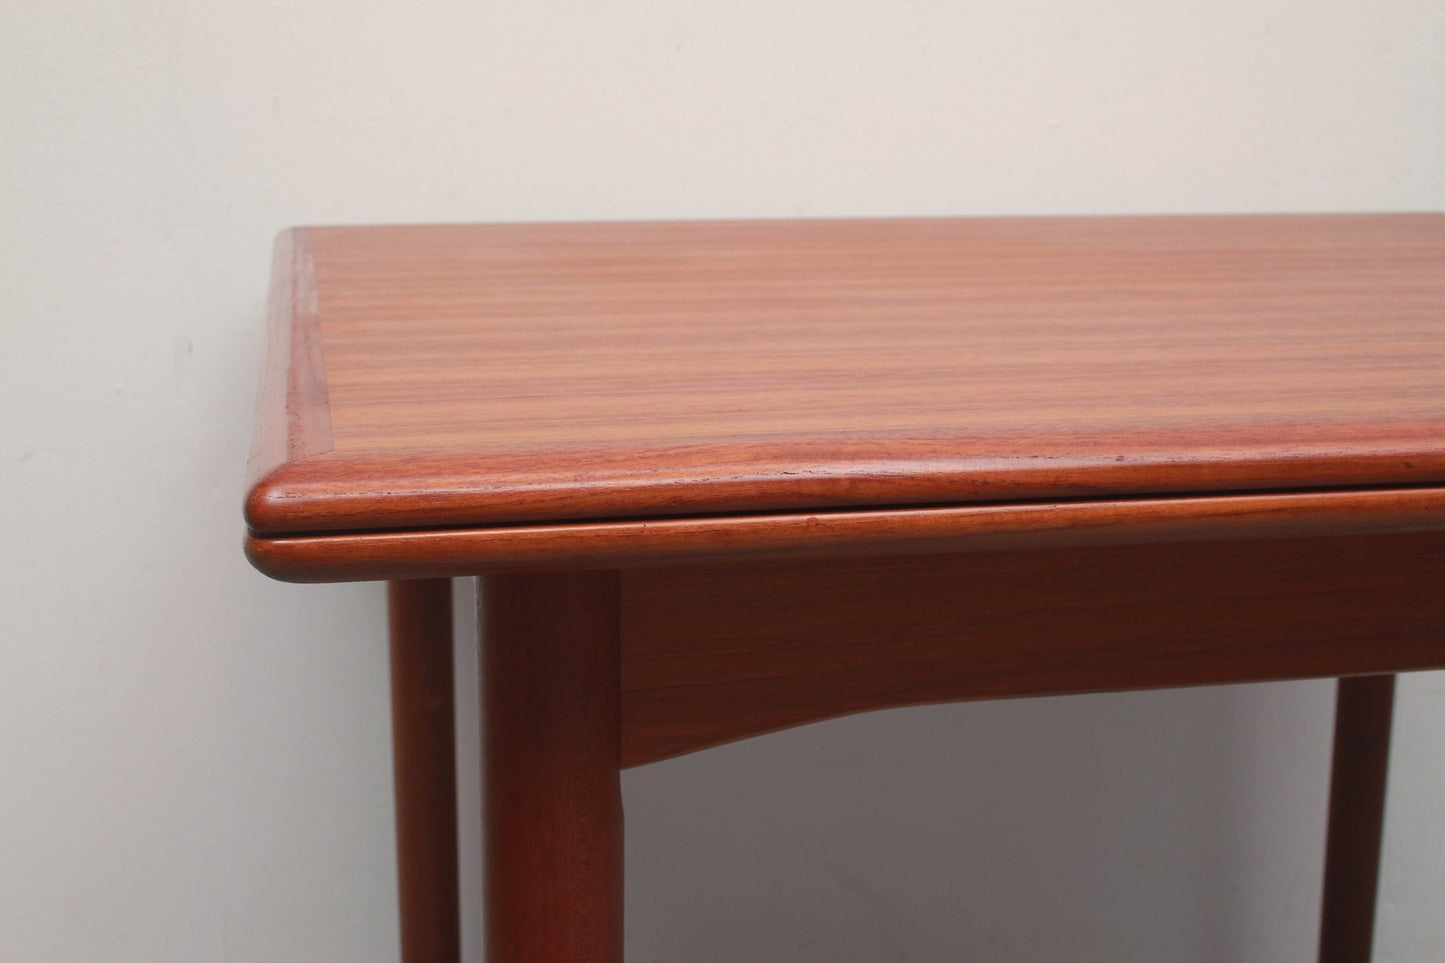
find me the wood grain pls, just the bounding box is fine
[1320,675,1396,963]
[386,580,458,963]
[482,571,622,963]
[244,485,1445,582]
[618,532,1445,767]
[246,214,1445,539]
[246,229,331,493]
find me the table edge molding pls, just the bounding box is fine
[244,485,1445,582]
[244,227,333,530]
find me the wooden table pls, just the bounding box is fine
[244,214,1445,963]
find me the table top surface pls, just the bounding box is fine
[246,213,1445,548]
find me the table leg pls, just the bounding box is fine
[481,571,623,963]
[388,579,460,963]
[1319,674,1396,963]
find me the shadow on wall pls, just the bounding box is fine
[622,680,1335,962]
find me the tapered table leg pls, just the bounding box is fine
[388,579,460,963]
[482,571,623,963]
[1319,674,1396,963]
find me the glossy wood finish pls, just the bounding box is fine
[620,533,1445,767]
[248,229,330,488]
[1320,675,1397,963]
[247,484,1445,582]
[386,580,458,963]
[247,215,1445,542]
[241,215,1445,962]
[482,571,622,963]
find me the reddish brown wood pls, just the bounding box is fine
[1320,674,1396,963]
[246,485,1445,582]
[387,579,459,963]
[619,533,1445,767]
[246,214,1445,540]
[482,571,622,963]
[239,215,1445,959]
[246,228,332,490]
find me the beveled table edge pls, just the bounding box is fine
[244,214,1445,537]
[244,485,1445,582]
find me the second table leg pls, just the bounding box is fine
[1319,673,1396,963]
[388,579,460,963]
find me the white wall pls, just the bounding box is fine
[3,1,1443,960]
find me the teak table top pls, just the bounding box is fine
[245,214,1445,580]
